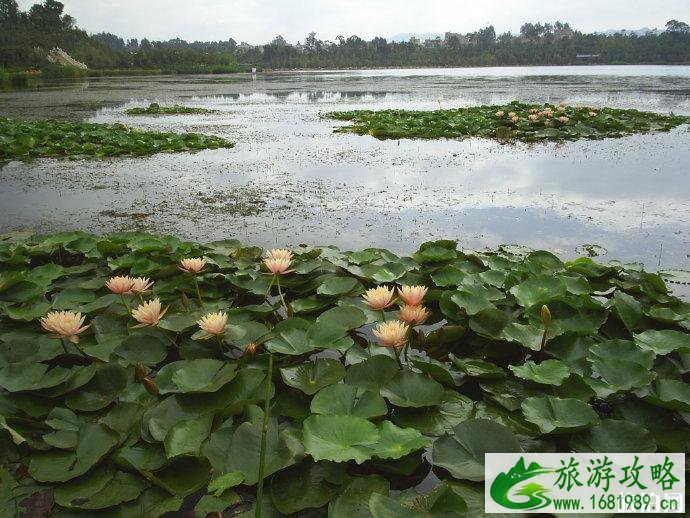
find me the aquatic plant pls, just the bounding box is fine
[125,103,216,115]
[0,118,234,160]
[0,231,688,516]
[327,101,690,142]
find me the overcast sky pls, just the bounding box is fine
[18,0,690,44]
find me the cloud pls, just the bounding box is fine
[18,0,690,43]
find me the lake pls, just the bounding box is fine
[1,65,689,273]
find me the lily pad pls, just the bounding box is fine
[380,370,444,408]
[521,396,599,434]
[310,384,387,418]
[509,359,570,386]
[155,359,237,394]
[281,358,346,395]
[303,414,379,463]
[431,419,520,481]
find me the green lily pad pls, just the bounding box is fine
[344,355,399,391]
[28,423,120,482]
[155,359,237,394]
[510,276,566,308]
[270,461,339,514]
[164,414,213,459]
[643,378,690,411]
[265,318,314,355]
[329,476,390,518]
[380,370,444,408]
[280,358,345,395]
[303,414,379,463]
[392,391,474,436]
[64,364,128,411]
[367,421,430,460]
[54,467,146,509]
[431,419,521,481]
[509,359,571,386]
[634,330,690,355]
[570,419,656,453]
[587,339,655,391]
[521,396,599,434]
[310,384,387,418]
[449,354,505,379]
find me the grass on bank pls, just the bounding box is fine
[0,231,689,516]
[0,118,233,159]
[327,101,690,142]
[1,63,260,88]
[125,103,215,115]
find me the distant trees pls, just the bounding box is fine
[0,0,19,22]
[1,2,689,72]
[665,19,689,33]
[1,0,238,70]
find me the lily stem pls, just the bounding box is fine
[120,293,130,316]
[193,275,203,306]
[540,325,549,351]
[215,335,225,358]
[275,275,289,316]
[256,353,273,518]
[394,346,403,368]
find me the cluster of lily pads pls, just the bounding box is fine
[125,103,215,116]
[326,101,690,142]
[0,231,689,516]
[0,118,233,160]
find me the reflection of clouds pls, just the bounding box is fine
[3,69,690,272]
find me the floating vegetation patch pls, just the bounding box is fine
[0,118,233,159]
[125,102,215,115]
[1,231,689,515]
[327,101,690,141]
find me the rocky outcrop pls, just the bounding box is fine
[47,48,88,69]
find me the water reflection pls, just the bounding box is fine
[0,67,689,273]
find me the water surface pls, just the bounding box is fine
[1,65,689,273]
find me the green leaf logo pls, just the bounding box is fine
[490,457,554,510]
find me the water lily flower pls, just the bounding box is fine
[40,311,90,344]
[264,256,292,275]
[558,116,569,123]
[132,298,168,328]
[105,275,134,294]
[544,120,552,127]
[495,110,505,117]
[557,106,566,112]
[398,285,428,306]
[196,312,228,338]
[528,114,539,122]
[129,277,154,294]
[373,320,409,348]
[398,304,430,325]
[510,116,520,124]
[266,248,294,261]
[588,111,598,117]
[529,108,539,114]
[179,257,207,274]
[363,286,395,310]
[507,112,517,118]
[559,101,567,107]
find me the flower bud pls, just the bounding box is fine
[134,363,147,382]
[142,378,159,396]
[245,342,258,358]
[541,305,551,328]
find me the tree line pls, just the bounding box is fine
[1,0,689,71]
